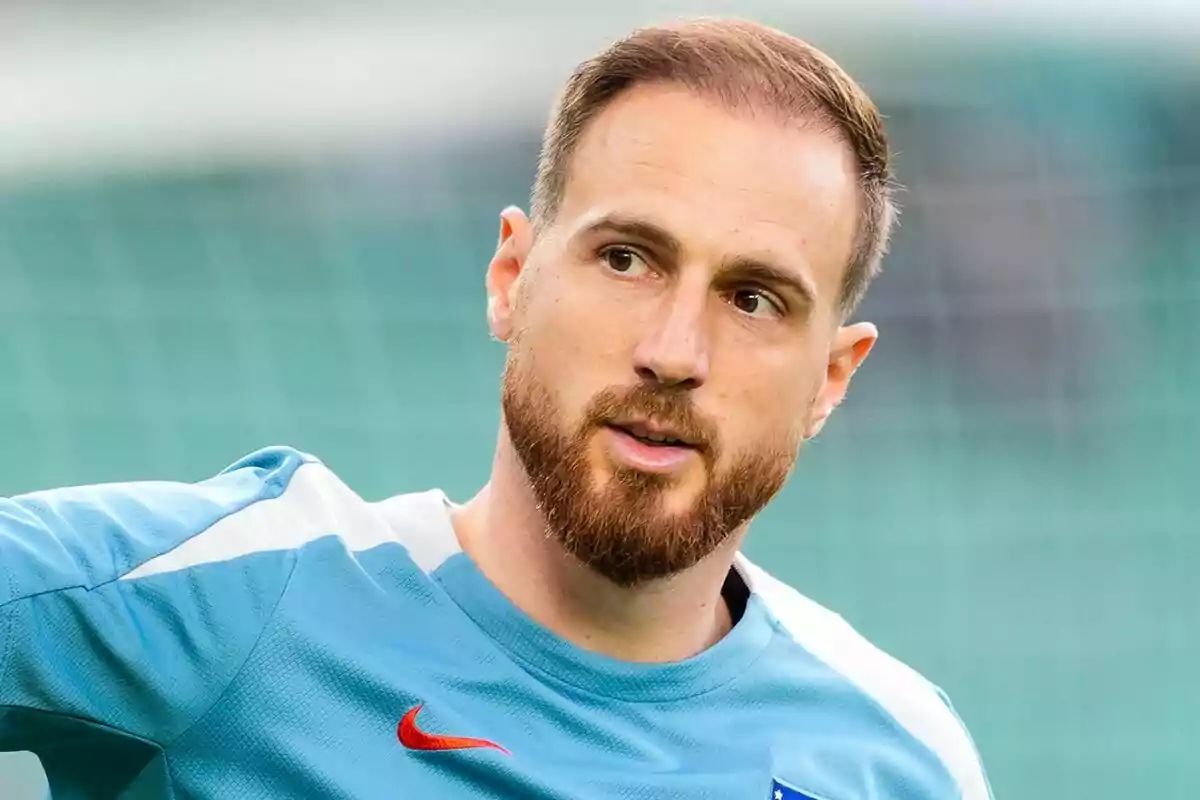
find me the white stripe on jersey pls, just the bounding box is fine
[736,554,992,800]
[123,463,425,580]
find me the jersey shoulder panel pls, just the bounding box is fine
[1,445,311,604]
[123,450,413,581]
[737,554,992,800]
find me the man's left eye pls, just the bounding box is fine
[730,288,782,319]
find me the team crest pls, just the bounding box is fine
[770,778,828,800]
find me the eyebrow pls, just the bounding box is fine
[718,258,817,310]
[578,213,817,309]
[578,215,683,262]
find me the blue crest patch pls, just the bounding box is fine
[770,778,828,800]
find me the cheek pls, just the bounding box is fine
[715,356,824,452]
[512,294,627,426]
[529,276,637,378]
[745,403,807,454]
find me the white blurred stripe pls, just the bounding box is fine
[0,16,580,181]
[123,461,403,580]
[0,2,1196,182]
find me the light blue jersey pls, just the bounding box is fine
[0,447,991,799]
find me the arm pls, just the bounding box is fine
[0,447,307,790]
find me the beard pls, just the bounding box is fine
[500,350,801,588]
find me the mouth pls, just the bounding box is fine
[600,419,704,475]
[605,421,700,450]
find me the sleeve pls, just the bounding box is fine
[0,447,308,771]
[934,687,994,800]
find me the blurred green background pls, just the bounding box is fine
[1,4,1197,799]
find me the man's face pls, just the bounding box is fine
[491,84,870,586]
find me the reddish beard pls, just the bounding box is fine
[501,356,799,587]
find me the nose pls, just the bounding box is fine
[632,281,710,390]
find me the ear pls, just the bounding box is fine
[804,321,878,440]
[485,206,534,343]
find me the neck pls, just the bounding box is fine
[452,438,740,664]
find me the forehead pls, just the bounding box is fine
[555,83,860,303]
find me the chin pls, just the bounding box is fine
[600,465,706,509]
[652,481,708,516]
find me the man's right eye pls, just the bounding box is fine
[600,246,650,277]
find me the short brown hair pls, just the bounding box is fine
[531,18,897,315]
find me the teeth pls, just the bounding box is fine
[616,424,685,446]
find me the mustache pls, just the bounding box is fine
[583,383,720,455]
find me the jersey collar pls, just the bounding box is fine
[420,491,776,703]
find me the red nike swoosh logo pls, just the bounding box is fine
[397,703,510,755]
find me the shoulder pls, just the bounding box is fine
[1,446,347,600]
[6,446,309,535]
[736,554,993,800]
[122,446,422,581]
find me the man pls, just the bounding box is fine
[0,18,992,800]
